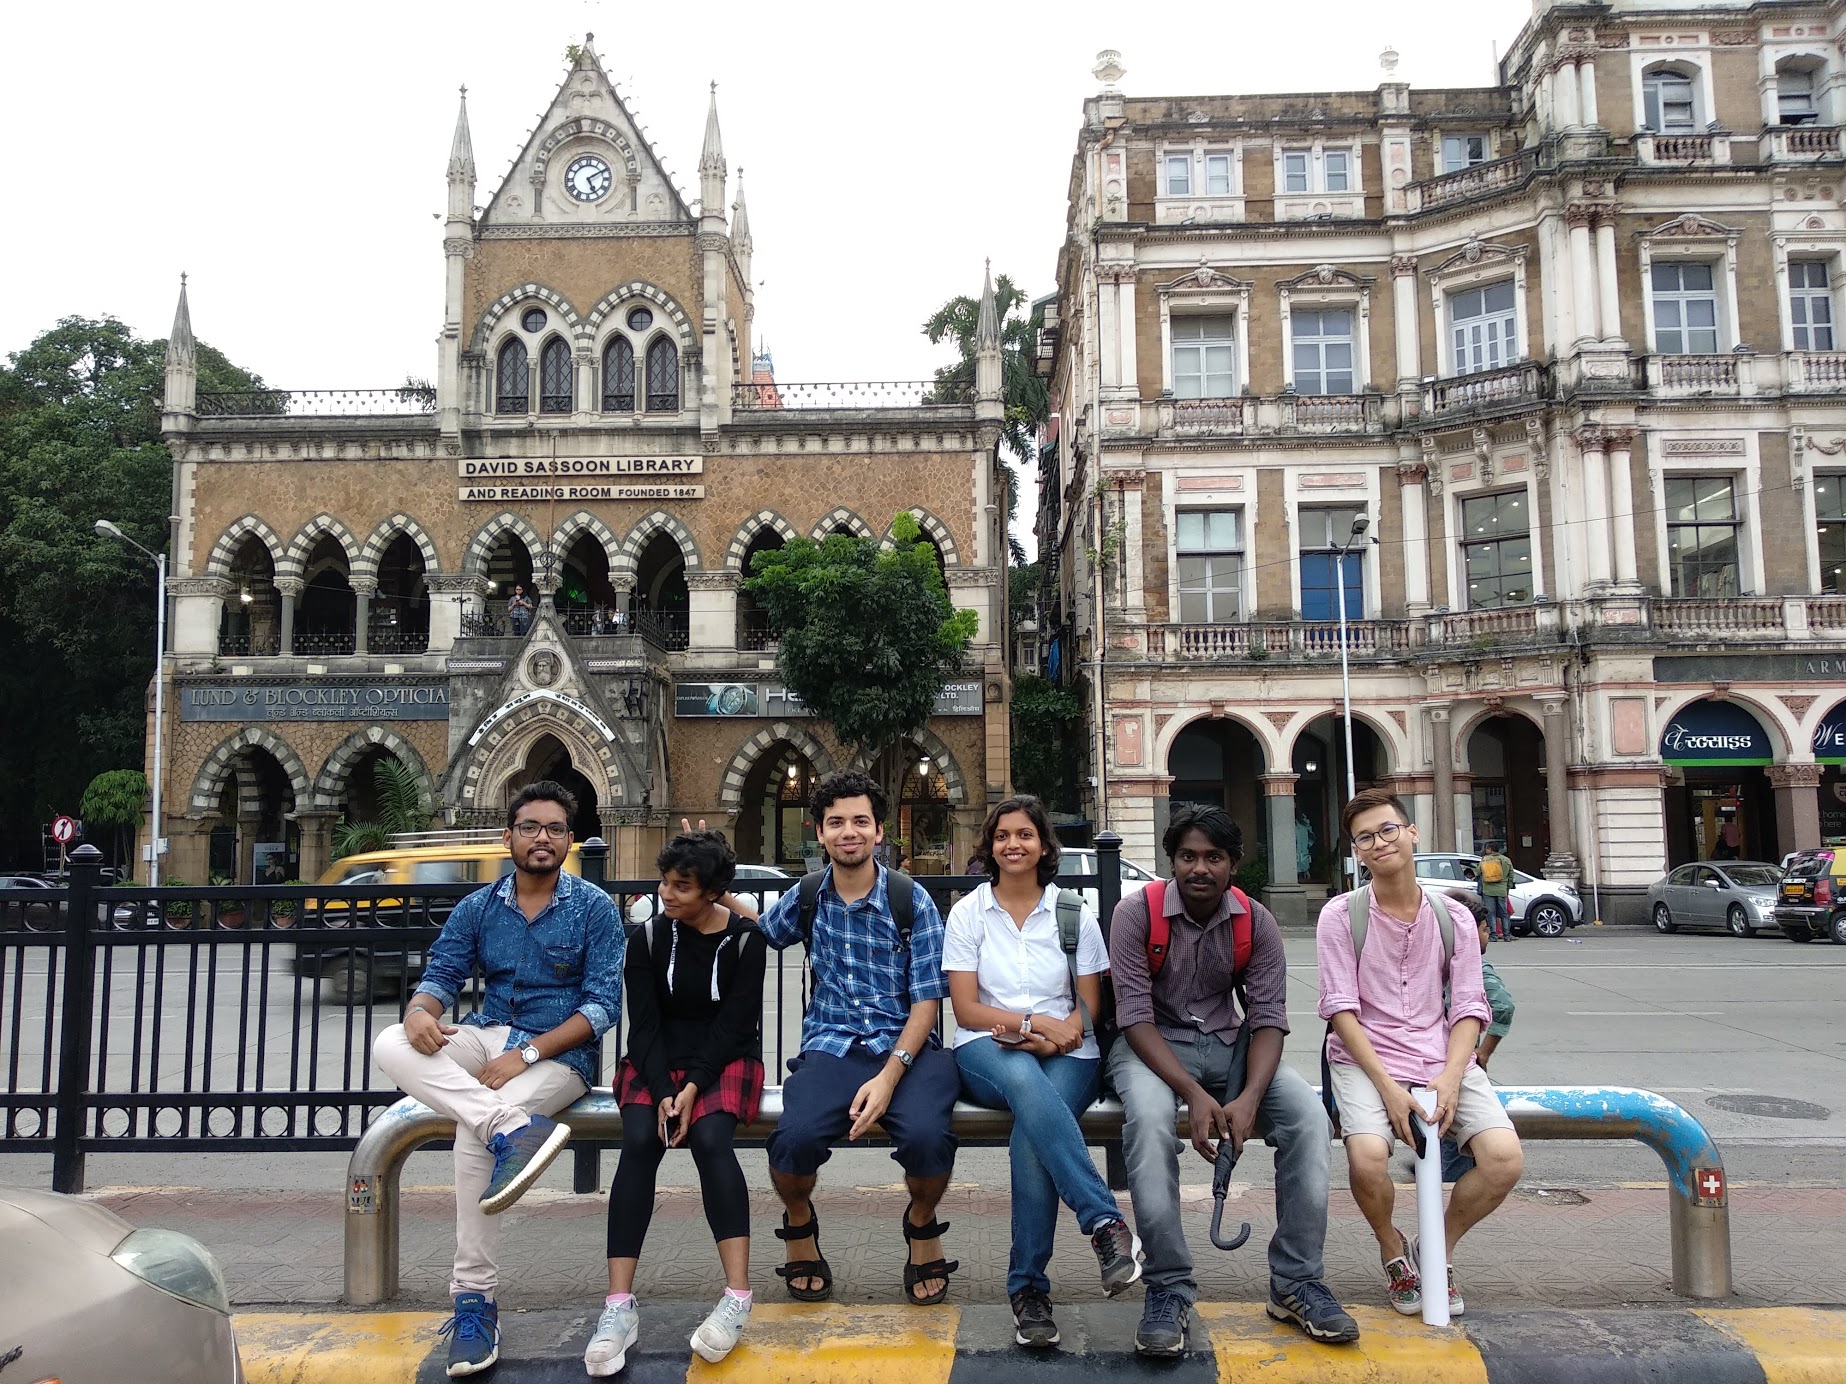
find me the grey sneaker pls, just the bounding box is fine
[583,1298,639,1378]
[690,1292,752,1363]
[1267,1280,1360,1343]
[480,1113,571,1215]
[1010,1287,1059,1348]
[1090,1217,1145,1296]
[1135,1288,1190,1357]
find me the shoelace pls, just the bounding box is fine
[1145,1291,1188,1326]
[1291,1281,1342,1315]
[439,1307,493,1343]
[1014,1291,1054,1322]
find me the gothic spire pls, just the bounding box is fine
[699,82,725,176]
[975,259,1000,349]
[732,168,752,247]
[448,85,475,182]
[169,273,195,366]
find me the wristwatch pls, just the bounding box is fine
[893,1047,914,1070]
[520,1044,541,1065]
[1020,1014,1034,1037]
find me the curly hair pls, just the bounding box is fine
[809,769,888,825]
[656,829,737,895]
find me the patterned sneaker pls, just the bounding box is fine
[1135,1288,1190,1357]
[690,1293,752,1363]
[1010,1287,1060,1348]
[1383,1232,1421,1316]
[1445,1266,1465,1318]
[583,1297,639,1377]
[1267,1279,1361,1343]
[480,1113,571,1214]
[438,1292,499,1377]
[1089,1217,1145,1296]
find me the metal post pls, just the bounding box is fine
[151,553,166,888]
[52,845,104,1193]
[579,835,608,885]
[1094,831,1123,940]
[572,1144,602,1194]
[1335,520,1366,887]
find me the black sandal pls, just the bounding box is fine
[900,1207,959,1305]
[773,1206,833,1302]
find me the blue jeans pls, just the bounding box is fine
[955,1037,1120,1296]
[1484,892,1511,937]
[1109,1027,1331,1303]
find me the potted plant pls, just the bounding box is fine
[211,875,246,930]
[267,882,303,930]
[163,877,194,930]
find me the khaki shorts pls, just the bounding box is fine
[1327,1060,1515,1153]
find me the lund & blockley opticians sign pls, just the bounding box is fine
[180,680,450,722]
[458,456,704,503]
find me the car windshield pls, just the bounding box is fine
[1786,850,1835,879]
[1724,865,1783,886]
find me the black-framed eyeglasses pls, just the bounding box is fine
[512,821,570,840]
[1352,822,1407,851]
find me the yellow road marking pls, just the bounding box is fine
[688,1303,958,1384]
[236,1311,440,1384]
[1197,1304,1488,1382]
[1696,1307,1846,1383]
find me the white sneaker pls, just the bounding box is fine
[583,1299,639,1377]
[690,1293,752,1363]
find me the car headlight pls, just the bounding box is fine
[111,1228,232,1315]
[1755,897,1778,913]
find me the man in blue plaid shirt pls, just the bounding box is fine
[757,770,960,1305]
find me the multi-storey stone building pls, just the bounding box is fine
[1038,1,1846,921]
[154,40,1011,885]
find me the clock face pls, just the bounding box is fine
[564,154,612,203]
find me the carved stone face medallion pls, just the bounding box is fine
[527,650,559,688]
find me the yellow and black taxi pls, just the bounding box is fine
[1774,845,1846,944]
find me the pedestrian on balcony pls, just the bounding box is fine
[944,794,1143,1350]
[371,781,622,1378]
[1109,802,1359,1357]
[584,828,767,1374]
[506,584,534,635]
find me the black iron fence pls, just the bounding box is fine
[2,840,1130,1193]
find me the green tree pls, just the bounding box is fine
[0,315,263,866]
[333,756,436,861]
[1010,674,1082,812]
[78,768,148,870]
[744,513,979,818]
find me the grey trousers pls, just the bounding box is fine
[1107,1028,1332,1302]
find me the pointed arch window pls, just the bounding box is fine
[539,337,573,413]
[495,338,529,414]
[645,337,680,412]
[602,337,636,412]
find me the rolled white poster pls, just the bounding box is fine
[1412,1086,1451,1327]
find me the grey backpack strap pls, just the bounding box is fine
[1345,884,1371,960]
[1425,888,1455,963]
[1054,889,1092,1040]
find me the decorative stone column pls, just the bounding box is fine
[1429,704,1455,852]
[275,576,303,656]
[1592,205,1621,341]
[1575,428,1614,589]
[1567,203,1599,344]
[350,576,377,655]
[1606,428,1640,587]
[170,576,230,656]
[1553,55,1582,128]
[1259,772,1308,926]
[424,573,475,652]
[293,809,340,886]
[1577,52,1600,127]
[1396,458,1431,613]
[1540,697,1579,880]
[1390,255,1421,391]
[1767,762,1824,855]
[686,570,739,651]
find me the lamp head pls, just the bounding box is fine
[94,519,124,540]
[1350,515,1371,539]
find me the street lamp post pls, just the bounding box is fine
[1334,514,1371,889]
[95,521,167,887]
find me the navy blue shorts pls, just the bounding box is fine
[766,1042,959,1179]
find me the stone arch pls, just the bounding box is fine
[281,513,361,579]
[453,701,625,817]
[469,282,584,354]
[189,728,313,816]
[205,515,284,581]
[1281,706,1407,776]
[811,507,874,541]
[1153,708,1282,773]
[613,509,701,582]
[355,513,441,583]
[724,511,800,571]
[310,728,440,812]
[883,507,962,565]
[1652,689,1796,761]
[718,723,840,811]
[848,726,969,806]
[551,510,621,569]
[585,281,697,347]
[463,512,548,579]
[1451,702,1549,772]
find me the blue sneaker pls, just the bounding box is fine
[1267,1279,1361,1343]
[480,1113,571,1215]
[438,1292,499,1377]
[1135,1288,1190,1357]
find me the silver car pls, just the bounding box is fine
[1646,861,1783,937]
[0,1185,242,1382]
[1057,848,1163,917]
[625,862,799,924]
[1406,853,1585,937]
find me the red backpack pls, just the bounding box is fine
[1143,879,1253,979]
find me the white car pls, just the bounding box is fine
[1056,847,1163,918]
[1407,852,1584,937]
[624,862,799,925]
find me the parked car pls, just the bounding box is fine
[1400,853,1584,937]
[625,862,799,925]
[1774,846,1846,943]
[1645,861,1783,936]
[0,1184,243,1383]
[1056,847,1163,918]
[0,873,63,931]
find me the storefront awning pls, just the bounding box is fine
[1660,700,1775,766]
[1816,704,1846,766]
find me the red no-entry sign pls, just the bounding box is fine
[51,816,77,845]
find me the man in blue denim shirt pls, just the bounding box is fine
[757,771,960,1307]
[373,781,622,1377]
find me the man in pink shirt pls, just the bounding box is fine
[1316,788,1523,1318]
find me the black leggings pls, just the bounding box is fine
[606,1104,749,1258]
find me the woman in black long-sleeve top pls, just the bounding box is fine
[585,830,767,1374]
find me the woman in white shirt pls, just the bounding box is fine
[944,794,1144,1349]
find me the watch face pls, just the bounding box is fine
[565,154,612,203]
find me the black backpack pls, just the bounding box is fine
[794,866,915,948]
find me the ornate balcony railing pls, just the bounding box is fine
[1406,150,1537,212]
[630,610,689,652]
[1651,598,1786,635]
[1809,596,1846,630]
[216,633,280,657]
[1147,620,1414,661]
[197,387,437,418]
[1424,362,1547,416]
[1637,132,1727,165]
[458,610,510,638]
[730,381,953,411]
[1787,352,1846,392]
[294,631,357,656]
[1280,393,1385,434]
[1645,353,1754,396]
[738,609,777,651]
[368,629,430,655]
[1156,397,1247,438]
[1761,125,1846,161]
[1432,606,1540,644]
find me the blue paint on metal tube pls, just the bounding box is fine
[1492,1085,1722,1199]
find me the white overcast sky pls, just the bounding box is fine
[2,0,1531,552]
